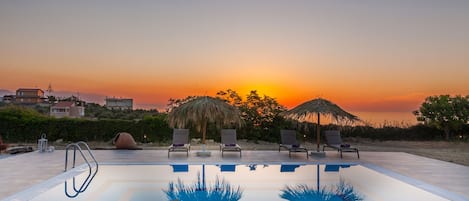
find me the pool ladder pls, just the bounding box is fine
[64,141,98,172]
[64,141,99,198]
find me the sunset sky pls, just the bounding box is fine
[1,1,468,124]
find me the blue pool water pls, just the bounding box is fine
[6,163,458,201]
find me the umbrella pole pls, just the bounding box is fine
[310,113,325,157]
[202,119,207,145]
[316,113,320,152]
[196,120,211,156]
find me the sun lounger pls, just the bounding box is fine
[168,129,191,157]
[323,130,359,158]
[279,129,308,158]
[219,129,242,157]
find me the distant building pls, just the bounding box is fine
[105,97,133,110]
[50,101,85,118]
[15,88,46,104]
[61,95,85,106]
[2,95,14,103]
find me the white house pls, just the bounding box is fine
[105,98,133,110]
[50,101,85,118]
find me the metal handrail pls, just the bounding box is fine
[64,141,99,198]
[64,141,98,172]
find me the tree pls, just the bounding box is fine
[242,90,287,128]
[217,90,287,126]
[217,89,287,141]
[216,89,243,108]
[85,103,159,120]
[414,95,469,140]
[166,96,197,113]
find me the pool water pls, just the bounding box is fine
[11,163,451,201]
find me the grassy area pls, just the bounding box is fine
[349,139,469,166]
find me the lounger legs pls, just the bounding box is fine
[338,149,359,158]
[221,150,242,157]
[324,146,360,159]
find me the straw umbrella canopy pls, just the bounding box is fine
[168,96,243,145]
[282,98,359,152]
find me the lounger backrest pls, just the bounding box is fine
[324,130,342,145]
[280,129,298,145]
[172,129,189,144]
[221,129,237,144]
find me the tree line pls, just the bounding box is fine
[0,91,467,144]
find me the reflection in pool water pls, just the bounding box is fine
[63,160,99,198]
[280,179,363,201]
[280,164,362,201]
[11,163,452,201]
[164,164,243,201]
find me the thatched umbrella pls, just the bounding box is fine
[282,98,359,152]
[168,96,242,151]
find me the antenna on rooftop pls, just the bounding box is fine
[47,83,53,96]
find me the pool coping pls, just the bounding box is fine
[361,163,468,201]
[4,161,467,201]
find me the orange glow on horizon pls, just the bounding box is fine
[0,70,450,114]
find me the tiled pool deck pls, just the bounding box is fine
[1,149,468,200]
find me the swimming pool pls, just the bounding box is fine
[6,163,461,201]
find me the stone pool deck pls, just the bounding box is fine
[1,150,468,200]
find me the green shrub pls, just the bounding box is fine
[0,105,464,144]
